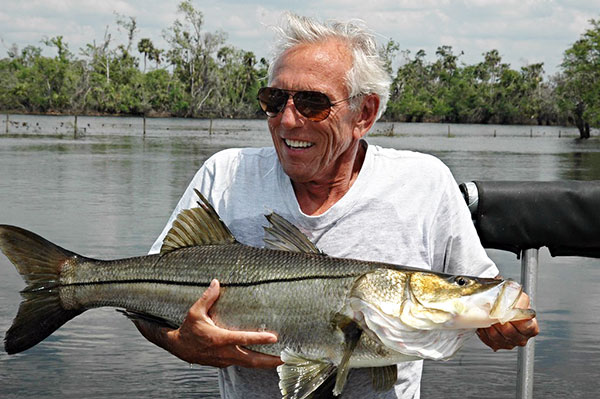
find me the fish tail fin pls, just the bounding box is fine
[0,225,84,354]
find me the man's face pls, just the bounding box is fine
[268,39,362,184]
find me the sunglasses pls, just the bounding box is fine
[257,87,353,122]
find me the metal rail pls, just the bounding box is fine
[516,249,538,399]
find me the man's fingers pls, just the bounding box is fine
[182,279,221,329]
[220,329,278,346]
[510,317,539,339]
[515,292,531,308]
[477,325,507,351]
[492,323,523,348]
[191,279,221,316]
[477,290,539,351]
[478,317,538,351]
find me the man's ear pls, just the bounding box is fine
[353,94,380,140]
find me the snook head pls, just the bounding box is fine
[350,269,536,331]
[348,268,536,360]
[408,272,535,328]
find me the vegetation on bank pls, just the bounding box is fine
[0,2,598,138]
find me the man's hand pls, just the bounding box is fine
[134,279,283,368]
[477,292,539,351]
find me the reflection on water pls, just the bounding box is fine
[0,117,599,398]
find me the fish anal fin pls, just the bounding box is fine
[263,213,323,254]
[370,365,398,392]
[160,190,236,254]
[278,349,336,399]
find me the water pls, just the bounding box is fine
[0,116,599,398]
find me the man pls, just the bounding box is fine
[137,13,538,398]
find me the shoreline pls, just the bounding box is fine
[0,114,594,139]
[0,109,579,128]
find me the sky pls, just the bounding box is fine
[0,0,598,76]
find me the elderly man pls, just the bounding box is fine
[138,13,538,399]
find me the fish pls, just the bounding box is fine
[0,189,535,399]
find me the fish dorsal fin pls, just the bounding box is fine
[370,365,398,391]
[277,349,336,399]
[333,316,363,396]
[263,213,323,254]
[160,189,235,255]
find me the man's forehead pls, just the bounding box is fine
[284,39,351,65]
[270,39,352,89]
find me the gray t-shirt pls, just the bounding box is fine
[150,141,498,398]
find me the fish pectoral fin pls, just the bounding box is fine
[160,189,236,255]
[370,365,398,391]
[263,212,324,255]
[333,318,362,396]
[278,349,336,399]
[117,309,179,330]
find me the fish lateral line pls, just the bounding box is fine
[58,273,363,289]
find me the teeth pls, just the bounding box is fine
[285,139,313,148]
[285,139,314,148]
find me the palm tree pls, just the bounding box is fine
[137,38,154,73]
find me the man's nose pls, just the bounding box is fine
[280,96,304,128]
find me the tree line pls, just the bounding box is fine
[0,2,598,138]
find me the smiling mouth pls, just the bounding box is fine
[284,139,314,149]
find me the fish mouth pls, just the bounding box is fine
[284,138,314,149]
[490,280,521,316]
[489,279,535,323]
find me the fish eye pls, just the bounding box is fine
[454,276,470,287]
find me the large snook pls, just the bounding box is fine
[0,190,535,399]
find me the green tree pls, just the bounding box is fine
[517,63,545,123]
[216,47,265,117]
[380,39,400,76]
[388,49,434,122]
[0,45,41,111]
[0,37,83,112]
[473,50,511,123]
[557,18,600,139]
[163,0,226,116]
[80,16,144,115]
[138,38,155,72]
[430,45,463,122]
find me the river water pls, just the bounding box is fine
[0,116,599,398]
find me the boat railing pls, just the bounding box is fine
[459,180,600,399]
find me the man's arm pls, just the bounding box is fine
[477,291,539,350]
[134,279,283,368]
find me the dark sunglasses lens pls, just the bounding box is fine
[293,91,331,121]
[258,88,333,121]
[258,88,288,116]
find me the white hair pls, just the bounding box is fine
[268,13,392,121]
